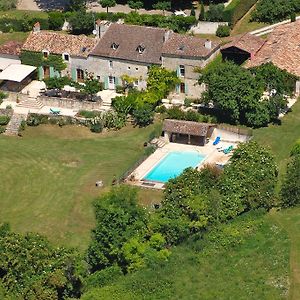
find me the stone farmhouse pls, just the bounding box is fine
[8,21,220,99]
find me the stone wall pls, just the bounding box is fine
[5,92,28,102]
[38,96,104,110]
[0,108,13,117]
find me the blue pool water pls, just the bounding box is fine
[144,151,205,183]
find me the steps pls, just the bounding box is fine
[4,112,28,136]
[16,97,44,110]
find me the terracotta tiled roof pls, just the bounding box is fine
[162,33,220,58]
[0,41,23,56]
[22,31,97,57]
[221,33,265,55]
[91,23,166,64]
[246,21,300,77]
[163,119,215,136]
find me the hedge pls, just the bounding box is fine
[0,17,48,33]
[223,0,258,25]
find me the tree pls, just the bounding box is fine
[216,24,230,37]
[0,223,83,299]
[153,1,171,15]
[219,140,278,217]
[87,186,149,272]
[206,4,225,22]
[0,0,17,10]
[199,1,205,21]
[68,0,86,11]
[133,104,155,127]
[48,11,64,31]
[81,73,103,101]
[281,155,300,207]
[99,0,116,13]
[128,0,144,11]
[200,61,267,127]
[69,10,94,34]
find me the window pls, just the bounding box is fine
[97,75,100,81]
[137,45,145,54]
[128,66,131,70]
[109,60,113,69]
[111,43,119,50]
[179,65,185,77]
[63,53,69,62]
[77,69,84,82]
[43,50,49,59]
[135,67,139,71]
[134,80,139,87]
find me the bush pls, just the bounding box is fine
[290,140,300,156]
[216,25,230,37]
[133,104,155,127]
[0,115,10,125]
[0,0,17,10]
[281,155,300,207]
[48,11,64,30]
[0,126,5,134]
[78,110,101,119]
[206,4,225,22]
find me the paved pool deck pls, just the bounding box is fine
[127,140,238,189]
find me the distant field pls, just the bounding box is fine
[0,124,162,250]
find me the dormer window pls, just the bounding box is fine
[137,45,145,54]
[42,50,49,59]
[111,43,119,50]
[63,53,70,62]
[178,44,185,51]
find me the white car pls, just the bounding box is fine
[174,10,187,17]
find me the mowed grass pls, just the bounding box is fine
[0,124,158,250]
[82,211,290,300]
[271,207,300,300]
[253,99,300,181]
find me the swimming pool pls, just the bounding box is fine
[143,151,205,183]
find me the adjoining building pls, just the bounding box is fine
[21,22,98,81]
[20,21,220,99]
[163,119,216,146]
[245,21,300,93]
[221,33,265,65]
[0,41,22,72]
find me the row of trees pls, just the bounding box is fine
[199,61,297,127]
[252,0,300,23]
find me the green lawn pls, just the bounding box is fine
[0,124,160,250]
[0,31,29,45]
[254,99,300,181]
[81,211,290,299]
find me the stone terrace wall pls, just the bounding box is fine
[38,96,103,111]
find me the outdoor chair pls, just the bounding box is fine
[50,108,61,115]
[213,136,221,145]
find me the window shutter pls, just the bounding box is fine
[115,77,119,86]
[38,66,44,80]
[176,84,180,93]
[49,66,55,78]
[184,83,188,95]
[176,66,180,77]
[104,76,108,89]
[71,68,77,81]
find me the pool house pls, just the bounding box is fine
[163,119,216,146]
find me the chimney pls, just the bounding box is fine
[164,30,172,42]
[95,20,111,39]
[204,39,212,49]
[33,22,40,33]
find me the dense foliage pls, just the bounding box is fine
[200,62,294,127]
[216,24,230,37]
[87,186,170,273]
[0,223,82,299]
[0,0,17,10]
[252,0,300,23]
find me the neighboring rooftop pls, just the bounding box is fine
[162,33,220,58]
[91,23,166,64]
[221,33,265,55]
[22,31,97,57]
[163,119,215,137]
[0,41,23,56]
[246,21,300,77]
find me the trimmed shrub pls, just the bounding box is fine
[0,116,10,125]
[216,24,230,37]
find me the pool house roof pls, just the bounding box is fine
[163,119,216,137]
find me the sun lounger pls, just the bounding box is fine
[50,108,60,115]
[213,136,221,146]
[223,145,233,154]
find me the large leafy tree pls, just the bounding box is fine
[128,0,144,11]
[281,154,300,207]
[0,223,82,299]
[99,0,116,13]
[87,186,149,272]
[68,0,86,11]
[200,61,267,126]
[153,1,171,15]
